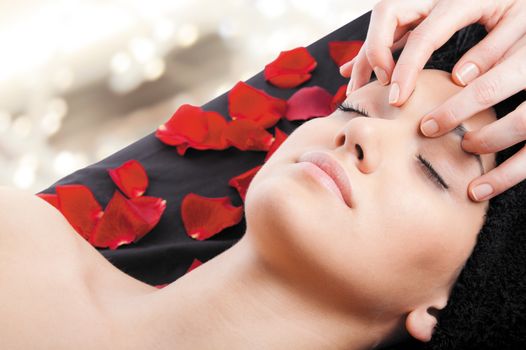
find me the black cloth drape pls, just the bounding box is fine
[39,10,524,349]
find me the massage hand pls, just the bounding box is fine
[340,0,526,202]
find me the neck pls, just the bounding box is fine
[97,234,403,350]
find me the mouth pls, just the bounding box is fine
[297,151,353,208]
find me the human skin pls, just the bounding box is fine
[0,69,497,349]
[341,0,526,203]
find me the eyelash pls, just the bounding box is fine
[337,101,449,191]
[416,155,449,190]
[337,101,368,115]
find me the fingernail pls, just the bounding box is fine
[373,66,388,85]
[421,118,439,136]
[471,183,493,201]
[389,83,399,104]
[456,62,479,86]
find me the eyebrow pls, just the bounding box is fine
[345,104,485,176]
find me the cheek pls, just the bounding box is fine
[359,189,480,292]
[244,162,358,277]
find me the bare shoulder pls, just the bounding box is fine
[0,186,115,349]
[0,186,84,258]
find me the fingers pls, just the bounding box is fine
[468,144,526,201]
[339,58,355,78]
[462,100,526,154]
[451,11,526,87]
[340,0,435,91]
[420,45,526,138]
[388,0,481,106]
[340,32,416,95]
[358,0,401,85]
[347,47,373,95]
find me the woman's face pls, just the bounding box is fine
[244,69,497,317]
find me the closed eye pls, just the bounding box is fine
[337,101,369,116]
[338,101,450,191]
[416,154,449,190]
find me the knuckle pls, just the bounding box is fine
[477,40,502,65]
[472,77,500,106]
[514,112,526,138]
[440,107,461,131]
[477,133,493,152]
[406,29,435,51]
[364,44,383,64]
[372,1,390,14]
[496,168,514,189]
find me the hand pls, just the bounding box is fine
[339,0,526,202]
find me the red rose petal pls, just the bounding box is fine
[36,193,60,210]
[157,104,229,156]
[187,258,203,273]
[328,40,364,67]
[330,84,348,111]
[90,190,166,250]
[181,193,244,241]
[129,195,167,241]
[223,119,274,151]
[55,185,103,241]
[228,81,286,129]
[264,69,313,89]
[228,165,263,202]
[108,160,149,199]
[264,127,288,162]
[155,104,208,146]
[155,283,169,289]
[264,47,317,88]
[185,111,229,152]
[285,86,334,121]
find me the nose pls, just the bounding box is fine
[334,117,382,174]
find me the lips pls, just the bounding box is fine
[297,151,353,208]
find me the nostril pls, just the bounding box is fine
[355,144,364,160]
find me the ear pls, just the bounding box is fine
[405,295,448,342]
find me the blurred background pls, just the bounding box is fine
[0,0,380,193]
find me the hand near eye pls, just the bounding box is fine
[339,0,526,202]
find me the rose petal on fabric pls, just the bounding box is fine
[155,283,169,289]
[228,81,286,129]
[284,86,334,121]
[228,165,263,202]
[155,104,208,146]
[330,84,348,111]
[187,258,203,273]
[108,160,149,199]
[328,40,364,67]
[264,47,317,88]
[264,127,288,162]
[264,69,313,89]
[36,193,60,210]
[129,196,167,241]
[55,185,103,241]
[157,104,229,155]
[90,191,166,250]
[181,193,244,241]
[223,119,274,151]
[184,111,229,152]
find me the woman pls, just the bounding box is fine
[0,67,500,349]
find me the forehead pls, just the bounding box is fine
[349,69,496,128]
[347,69,497,169]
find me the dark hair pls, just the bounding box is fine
[379,23,526,350]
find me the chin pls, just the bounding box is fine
[245,174,331,269]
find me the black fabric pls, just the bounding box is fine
[38,10,526,349]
